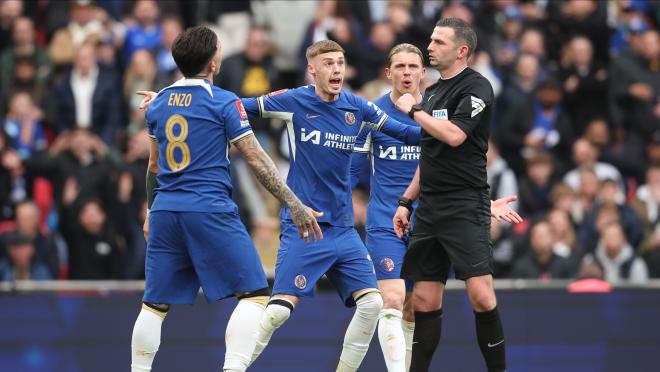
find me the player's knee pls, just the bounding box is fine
[469,290,497,312]
[355,291,383,318]
[381,290,405,311]
[264,298,294,328]
[412,290,442,312]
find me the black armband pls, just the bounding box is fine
[398,196,414,213]
[146,170,159,210]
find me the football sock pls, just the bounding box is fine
[410,308,442,372]
[223,299,267,372]
[249,298,295,365]
[401,319,415,371]
[336,292,383,372]
[474,307,506,372]
[131,304,168,372]
[378,308,406,372]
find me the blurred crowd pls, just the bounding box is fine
[0,0,658,285]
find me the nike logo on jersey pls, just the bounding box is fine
[305,113,320,119]
[471,96,485,118]
[426,93,436,102]
[487,340,504,348]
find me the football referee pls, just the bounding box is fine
[392,18,509,372]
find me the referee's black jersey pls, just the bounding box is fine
[419,67,493,197]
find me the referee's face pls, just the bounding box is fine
[386,52,425,96]
[427,26,462,71]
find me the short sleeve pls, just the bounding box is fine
[223,97,254,144]
[450,78,493,136]
[244,89,294,120]
[359,97,389,129]
[353,125,373,154]
[145,105,157,139]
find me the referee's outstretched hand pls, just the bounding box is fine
[491,195,523,224]
[393,206,411,239]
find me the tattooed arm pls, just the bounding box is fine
[234,133,323,242]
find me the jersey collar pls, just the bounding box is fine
[160,78,213,97]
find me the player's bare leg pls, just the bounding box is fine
[376,279,407,372]
[466,275,506,372]
[336,288,383,372]
[131,303,169,371]
[410,281,445,372]
[223,290,270,372]
[401,292,415,371]
[249,294,299,366]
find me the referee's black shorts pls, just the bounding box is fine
[401,190,493,283]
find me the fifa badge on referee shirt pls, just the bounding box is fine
[433,109,448,120]
[344,112,356,125]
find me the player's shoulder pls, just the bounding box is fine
[373,92,393,109]
[211,85,240,102]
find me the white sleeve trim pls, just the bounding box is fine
[353,132,372,153]
[229,130,254,144]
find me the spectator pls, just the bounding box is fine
[0,0,23,51]
[547,208,579,260]
[61,198,122,279]
[122,0,161,63]
[491,217,516,278]
[54,42,122,145]
[0,201,59,278]
[495,53,540,127]
[511,220,574,280]
[3,91,47,159]
[0,17,52,89]
[0,55,53,120]
[577,178,644,253]
[123,49,157,134]
[358,21,396,87]
[48,0,103,67]
[499,80,575,176]
[563,138,623,192]
[550,181,584,225]
[636,164,660,231]
[559,36,608,134]
[517,152,557,218]
[493,5,524,72]
[0,230,51,281]
[154,15,182,87]
[582,222,649,284]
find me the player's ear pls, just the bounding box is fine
[420,67,427,80]
[385,66,392,80]
[306,63,315,77]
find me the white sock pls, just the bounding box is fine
[401,319,415,371]
[223,299,267,372]
[378,309,406,372]
[249,300,294,366]
[336,292,383,372]
[131,307,166,372]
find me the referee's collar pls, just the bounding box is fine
[439,66,468,81]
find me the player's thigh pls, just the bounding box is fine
[272,222,337,298]
[180,211,268,302]
[326,227,378,307]
[366,228,408,281]
[401,220,451,283]
[144,211,200,305]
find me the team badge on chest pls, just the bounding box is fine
[344,111,356,125]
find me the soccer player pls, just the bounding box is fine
[241,40,421,372]
[130,26,321,372]
[353,43,521,372]
[393,18,522,372]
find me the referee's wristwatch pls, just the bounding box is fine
[408,104,423,119]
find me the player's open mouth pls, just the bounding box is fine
[402,80,412,88]
[329,78,341,87]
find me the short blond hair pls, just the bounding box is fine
[306,40,345,61]
[387,43,424,67]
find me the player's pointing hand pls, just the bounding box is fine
[137,90,158,110]
[291,203,324,242]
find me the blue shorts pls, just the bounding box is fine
[273,222,378,307]
[365,228,413,291]
[143,211,268,305]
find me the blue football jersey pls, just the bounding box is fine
[353,92,421,229]
[146,78,253,213]
[243,86,396,227]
